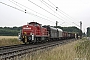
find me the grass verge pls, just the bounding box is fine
[23,38,90,60]
[75,38,90,60]
[0,36,23,46]
[23,40,79,60]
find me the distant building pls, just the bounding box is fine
[87,27,90,37]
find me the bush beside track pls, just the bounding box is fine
[0,27,21,36]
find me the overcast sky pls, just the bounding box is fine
[0,0,90,32]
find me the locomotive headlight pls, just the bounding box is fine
[27,26,28,27]
[18,35,20,37]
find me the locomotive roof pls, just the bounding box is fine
[28,22,41,25]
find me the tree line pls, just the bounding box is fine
[0,27,21,36]
[0,26,81,36]
[54,26,82,36]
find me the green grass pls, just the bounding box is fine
[75,39,90,59]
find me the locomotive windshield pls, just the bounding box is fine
[28,24,33,26]
[35,24,39,26]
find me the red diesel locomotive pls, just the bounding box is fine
[19,22,49,43]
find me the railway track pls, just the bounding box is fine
[0,39,76,60]
[0,44,25,50]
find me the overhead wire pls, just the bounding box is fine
[48,0,73,18]
[9,0,55,23]
[9,0,25,10]
[0,2,25,13]
[40,0,69,26]
[48,0,56,7]
[47,0,80,27]
[0,0,80,27]
[46,0,75,20]
[1,0,56,24]
[0,1,54,24]
[40,0,77,25]
[40,0,56,9]
[40,0,74,26]
[48,0,69,17]
[8,0,69,26]
[28,0,65,21]
[40,0,67,21]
